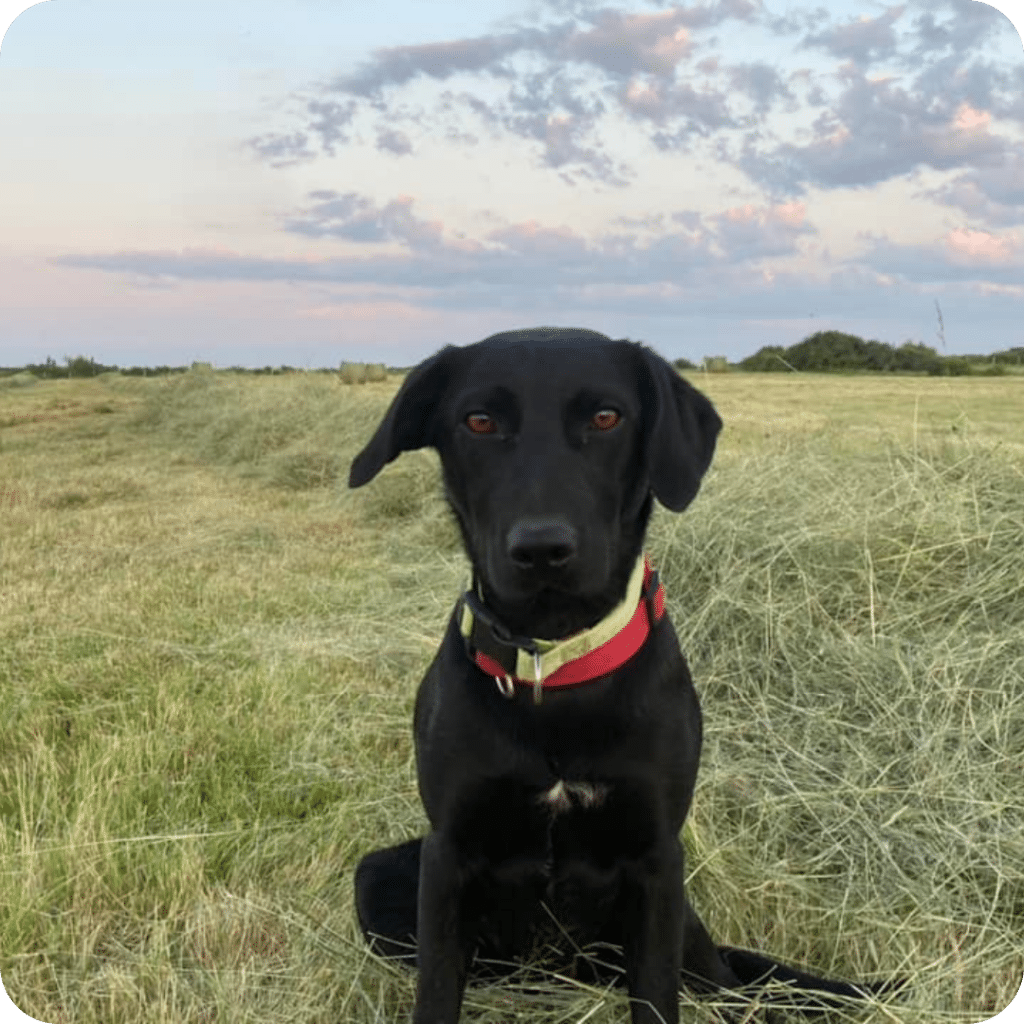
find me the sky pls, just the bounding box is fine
[0,0,1022,369]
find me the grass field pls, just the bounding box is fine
[1,367,1022,1024]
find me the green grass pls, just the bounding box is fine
[1,368,1022,1023]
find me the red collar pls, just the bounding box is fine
[459,558,666,697]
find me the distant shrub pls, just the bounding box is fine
[737,332,967,375]
[65,355,116,378]
[937,357,973,377]
[979,362,1008,376]
[895,341,943,375]
[787,331,890,372]
[121,365,187,377]
[987,346,1024,366]
[739,346,790,372]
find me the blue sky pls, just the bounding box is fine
[0,0,1022,368]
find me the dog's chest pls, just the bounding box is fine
[537,778,609,814]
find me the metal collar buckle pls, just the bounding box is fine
[493,650,545,703]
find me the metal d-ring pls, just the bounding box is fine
[495,674,515,699]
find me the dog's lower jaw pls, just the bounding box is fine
[474,551,641,640]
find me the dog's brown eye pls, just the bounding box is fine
[466,412,497,435]
[591,409,621,431]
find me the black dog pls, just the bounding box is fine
[349,328,889,1024]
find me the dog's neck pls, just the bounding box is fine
[458,555,666,701]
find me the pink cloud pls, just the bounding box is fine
[623,78,664,116]
[720,202,807,227]
[944,227,1018,263]
[772,201,807,226]
[952,103,991,130]
[722,203,759,223]
[567,8,693,77]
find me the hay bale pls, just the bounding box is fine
[1,371,38,388]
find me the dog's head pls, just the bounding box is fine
[349,327,721,637]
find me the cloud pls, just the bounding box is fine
[331,28,548,98]
[375,127,413,155]
[859,226,1024,285]
[908,0,1007,57]
[925,150,1024,226]
[53,190,820,317]
[739,63,1011,192]
[49,215,1024,352]
[727,62,794,115]
[330,1,759,94]
[280,193,814,276]
[247,0,1020,193]
[249,99,357,165]
[620,77,733,135]
[284,192,445,248]
[464,66,625,182]
[944,226,1020,264]
[708,201,812,260]
[55,181,1023,330]
[248,130,315,167]
[248,1,762,182]
[801,5,907,63]
[562,8,696,78]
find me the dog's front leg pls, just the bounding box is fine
[414,830,471,1024]
[621,838,684,1024]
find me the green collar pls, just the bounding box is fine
[459,555,665,702]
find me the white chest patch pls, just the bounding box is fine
[538,780,609,814]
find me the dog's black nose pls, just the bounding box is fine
[507,518,578,570]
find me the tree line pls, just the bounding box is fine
[4,333,1023,380]
[675,331,1022,375]
[0,356,342,380]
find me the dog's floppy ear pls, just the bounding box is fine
[348,346,457,488]
[635,346,722,512]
